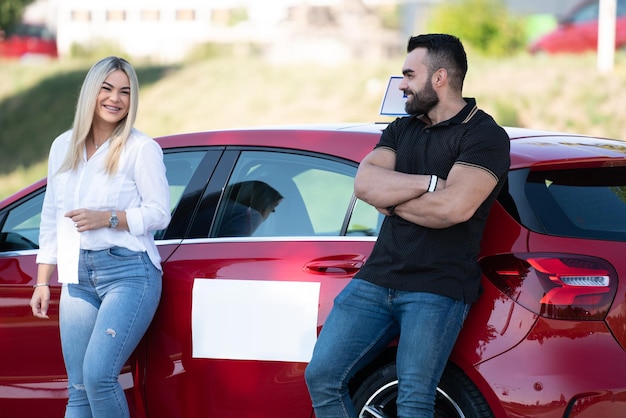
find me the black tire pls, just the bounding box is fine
[352,362,494,418]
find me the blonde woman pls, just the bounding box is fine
[30,56,170,418]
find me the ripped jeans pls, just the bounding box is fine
[59,247,162,418]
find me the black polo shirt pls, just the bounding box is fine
[354,98,510,303]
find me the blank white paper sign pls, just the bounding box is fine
[379,76,409,117]
[192,279,321,362]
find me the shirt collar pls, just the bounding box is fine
[416,98,478,127]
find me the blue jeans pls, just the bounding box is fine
[59,247,162,418]
[305,279,470,418]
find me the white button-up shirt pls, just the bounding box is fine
[37,128,171,283]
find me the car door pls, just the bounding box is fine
[0,148,209,418]
[143,146,382,418]
[0,186,67,417]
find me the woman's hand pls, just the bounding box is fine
[65,208,109,232]
[30,286,50,319]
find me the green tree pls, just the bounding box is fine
[427,0,527,56]
[0,0,34,32]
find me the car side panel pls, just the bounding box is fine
[475,319,626,417]
[469,231,626,416]
[452,202,535,365]
[143,238,375,418]
[0,253,66,417]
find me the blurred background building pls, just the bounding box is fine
[20,0,582,62]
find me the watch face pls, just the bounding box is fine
[110,215,119,228]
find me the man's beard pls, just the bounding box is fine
[404,81,439,116]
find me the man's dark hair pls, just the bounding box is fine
[407,34,468,92]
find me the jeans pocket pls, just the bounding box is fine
[107,246,143,260]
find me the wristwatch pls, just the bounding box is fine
[109,210,119,229]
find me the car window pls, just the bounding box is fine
[0,190,44,251]
[155,150,206,239]
[210,150,382,238]
[569,0,626,22]
[8,24,55,40]
[348,198,382,236]
[523,166,626,241]
[163,150,205,213]
[571,3,599,23]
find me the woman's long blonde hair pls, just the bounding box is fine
[59,56,139,174]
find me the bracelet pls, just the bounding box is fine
[33,283,50,288]
[427,175,438,192]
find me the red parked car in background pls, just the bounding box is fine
[529,0,626,54]
[0,23,57,60]
[1,82,626,417]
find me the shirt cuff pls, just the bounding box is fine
[125,207,145,236]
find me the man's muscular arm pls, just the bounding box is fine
[354,147,443,209]
[393,163,498,229]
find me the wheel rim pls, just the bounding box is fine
[357,379,465,418]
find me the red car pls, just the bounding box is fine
[0,23,58,60]
[529,0,626,54]
[1,94,626,416]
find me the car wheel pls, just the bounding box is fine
[352,362,494,418]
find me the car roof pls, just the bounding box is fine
[157,123,626,169]
[504,127,626,169]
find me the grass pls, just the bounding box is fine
[1,52,626,200]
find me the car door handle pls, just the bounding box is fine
[304,259,365,275]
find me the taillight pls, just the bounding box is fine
[480,253,617,321]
